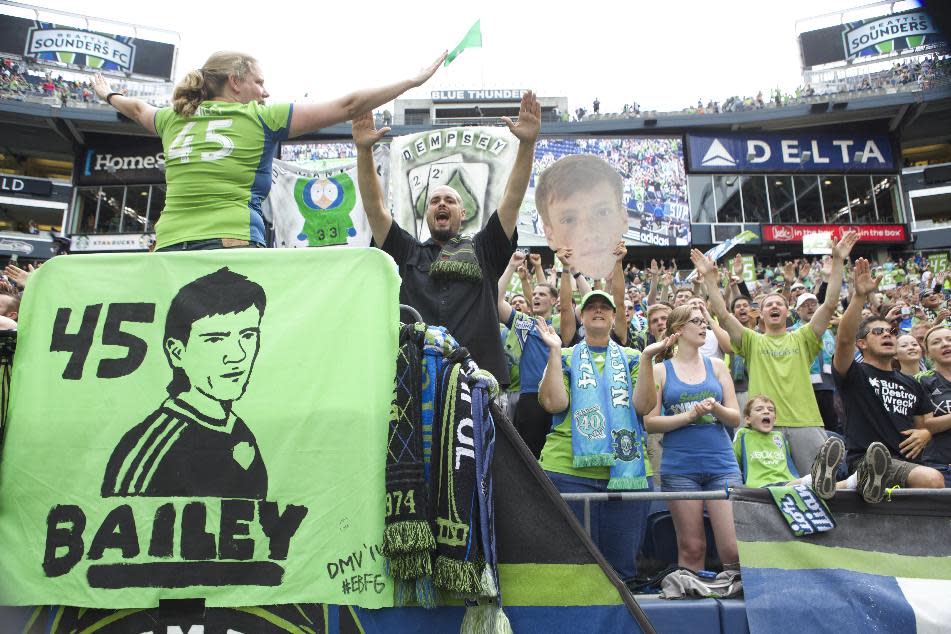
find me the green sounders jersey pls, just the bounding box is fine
[539,345,652,480]
[733,427,798,487]
[154,101,293,249]
[735,326,823,428]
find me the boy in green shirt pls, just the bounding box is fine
[734,395,861,498]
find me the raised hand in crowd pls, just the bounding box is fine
[732,254,744,278]
[555,247,573,269]
[853,257,882,298]
[535,317,563,351]
[642,332,679,362]
[529,253,545,283]
[650,258,660,279]
[798,259,810,281]
[0,278,17,296]
[501,90,541,143]
[4,263,34,290]
[689,248,716,277]
[831,231,860,262]
[351,110,389,149]
[884,304,903,324]
[509,249,527,269]
[782,260,796,284]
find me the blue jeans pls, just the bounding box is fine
[662,471,741,493]
[546,471,653,580]
[155,239,265,252]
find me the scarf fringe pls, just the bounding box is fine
[607,475,648,491]
[393,576,439,609]
[388,550,434,580]
[383,520,437,556]
[572,453,615,468]
[433,555,483,594]
[430,259,482,282]
[461,603,515,634]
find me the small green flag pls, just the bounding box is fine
[445,19,482,66]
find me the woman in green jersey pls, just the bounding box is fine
[93,50,444,251]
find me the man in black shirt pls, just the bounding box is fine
[352,92,540,386]
[833,258,945,502]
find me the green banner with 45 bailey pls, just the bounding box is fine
[0,248,399,608]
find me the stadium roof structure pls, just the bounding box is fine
[1,85,950,164]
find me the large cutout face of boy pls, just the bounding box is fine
[536,155,627,279]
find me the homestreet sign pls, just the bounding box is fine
[687,132,895,173]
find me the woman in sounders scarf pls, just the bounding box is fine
[645,305,742,573]
[536,290,675,580]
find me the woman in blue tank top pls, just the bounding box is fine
[645,304,742,573]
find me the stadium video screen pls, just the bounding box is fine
[279,142,357,172]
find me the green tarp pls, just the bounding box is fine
[0,248,399,608]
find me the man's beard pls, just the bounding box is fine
[430,227,457,242]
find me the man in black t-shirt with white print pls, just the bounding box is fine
[833,258,945,502]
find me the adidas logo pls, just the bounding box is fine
[701,139,736,167]
[933,388,942,396]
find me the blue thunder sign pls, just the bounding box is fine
[687,133,895,174]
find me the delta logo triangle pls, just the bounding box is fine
[701,139,737,167]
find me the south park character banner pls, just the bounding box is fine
[264,152,390,249]
[389,126,517,244]
[0,248,399,608]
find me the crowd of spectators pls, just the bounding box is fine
[580,51,951,121]
[501,243,950,580]
[280,141,358,163]
[0,57,170,107]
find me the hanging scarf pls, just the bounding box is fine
[429,236,482,282]
[432,362,484,594]
[383,324,437,606]
[385,324,501,608]
[568,341,648,490]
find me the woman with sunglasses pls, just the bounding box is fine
[645,304,741,573]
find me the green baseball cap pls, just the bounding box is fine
[580,290,616,310]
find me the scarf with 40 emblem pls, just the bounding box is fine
[568,341,647,490]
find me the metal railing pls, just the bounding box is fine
[560,487,951,536]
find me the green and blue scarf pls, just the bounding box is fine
[569,341,648,490]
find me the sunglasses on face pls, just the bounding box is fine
[868,327,899,337]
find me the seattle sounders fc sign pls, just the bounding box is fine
[26,23,135,73]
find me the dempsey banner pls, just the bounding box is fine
[389,126,517,243]
[0,249,399,608]
[263,154,388,248]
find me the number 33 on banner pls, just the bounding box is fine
[167,119,235,164]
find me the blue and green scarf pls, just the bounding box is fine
[569,341,648,490]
